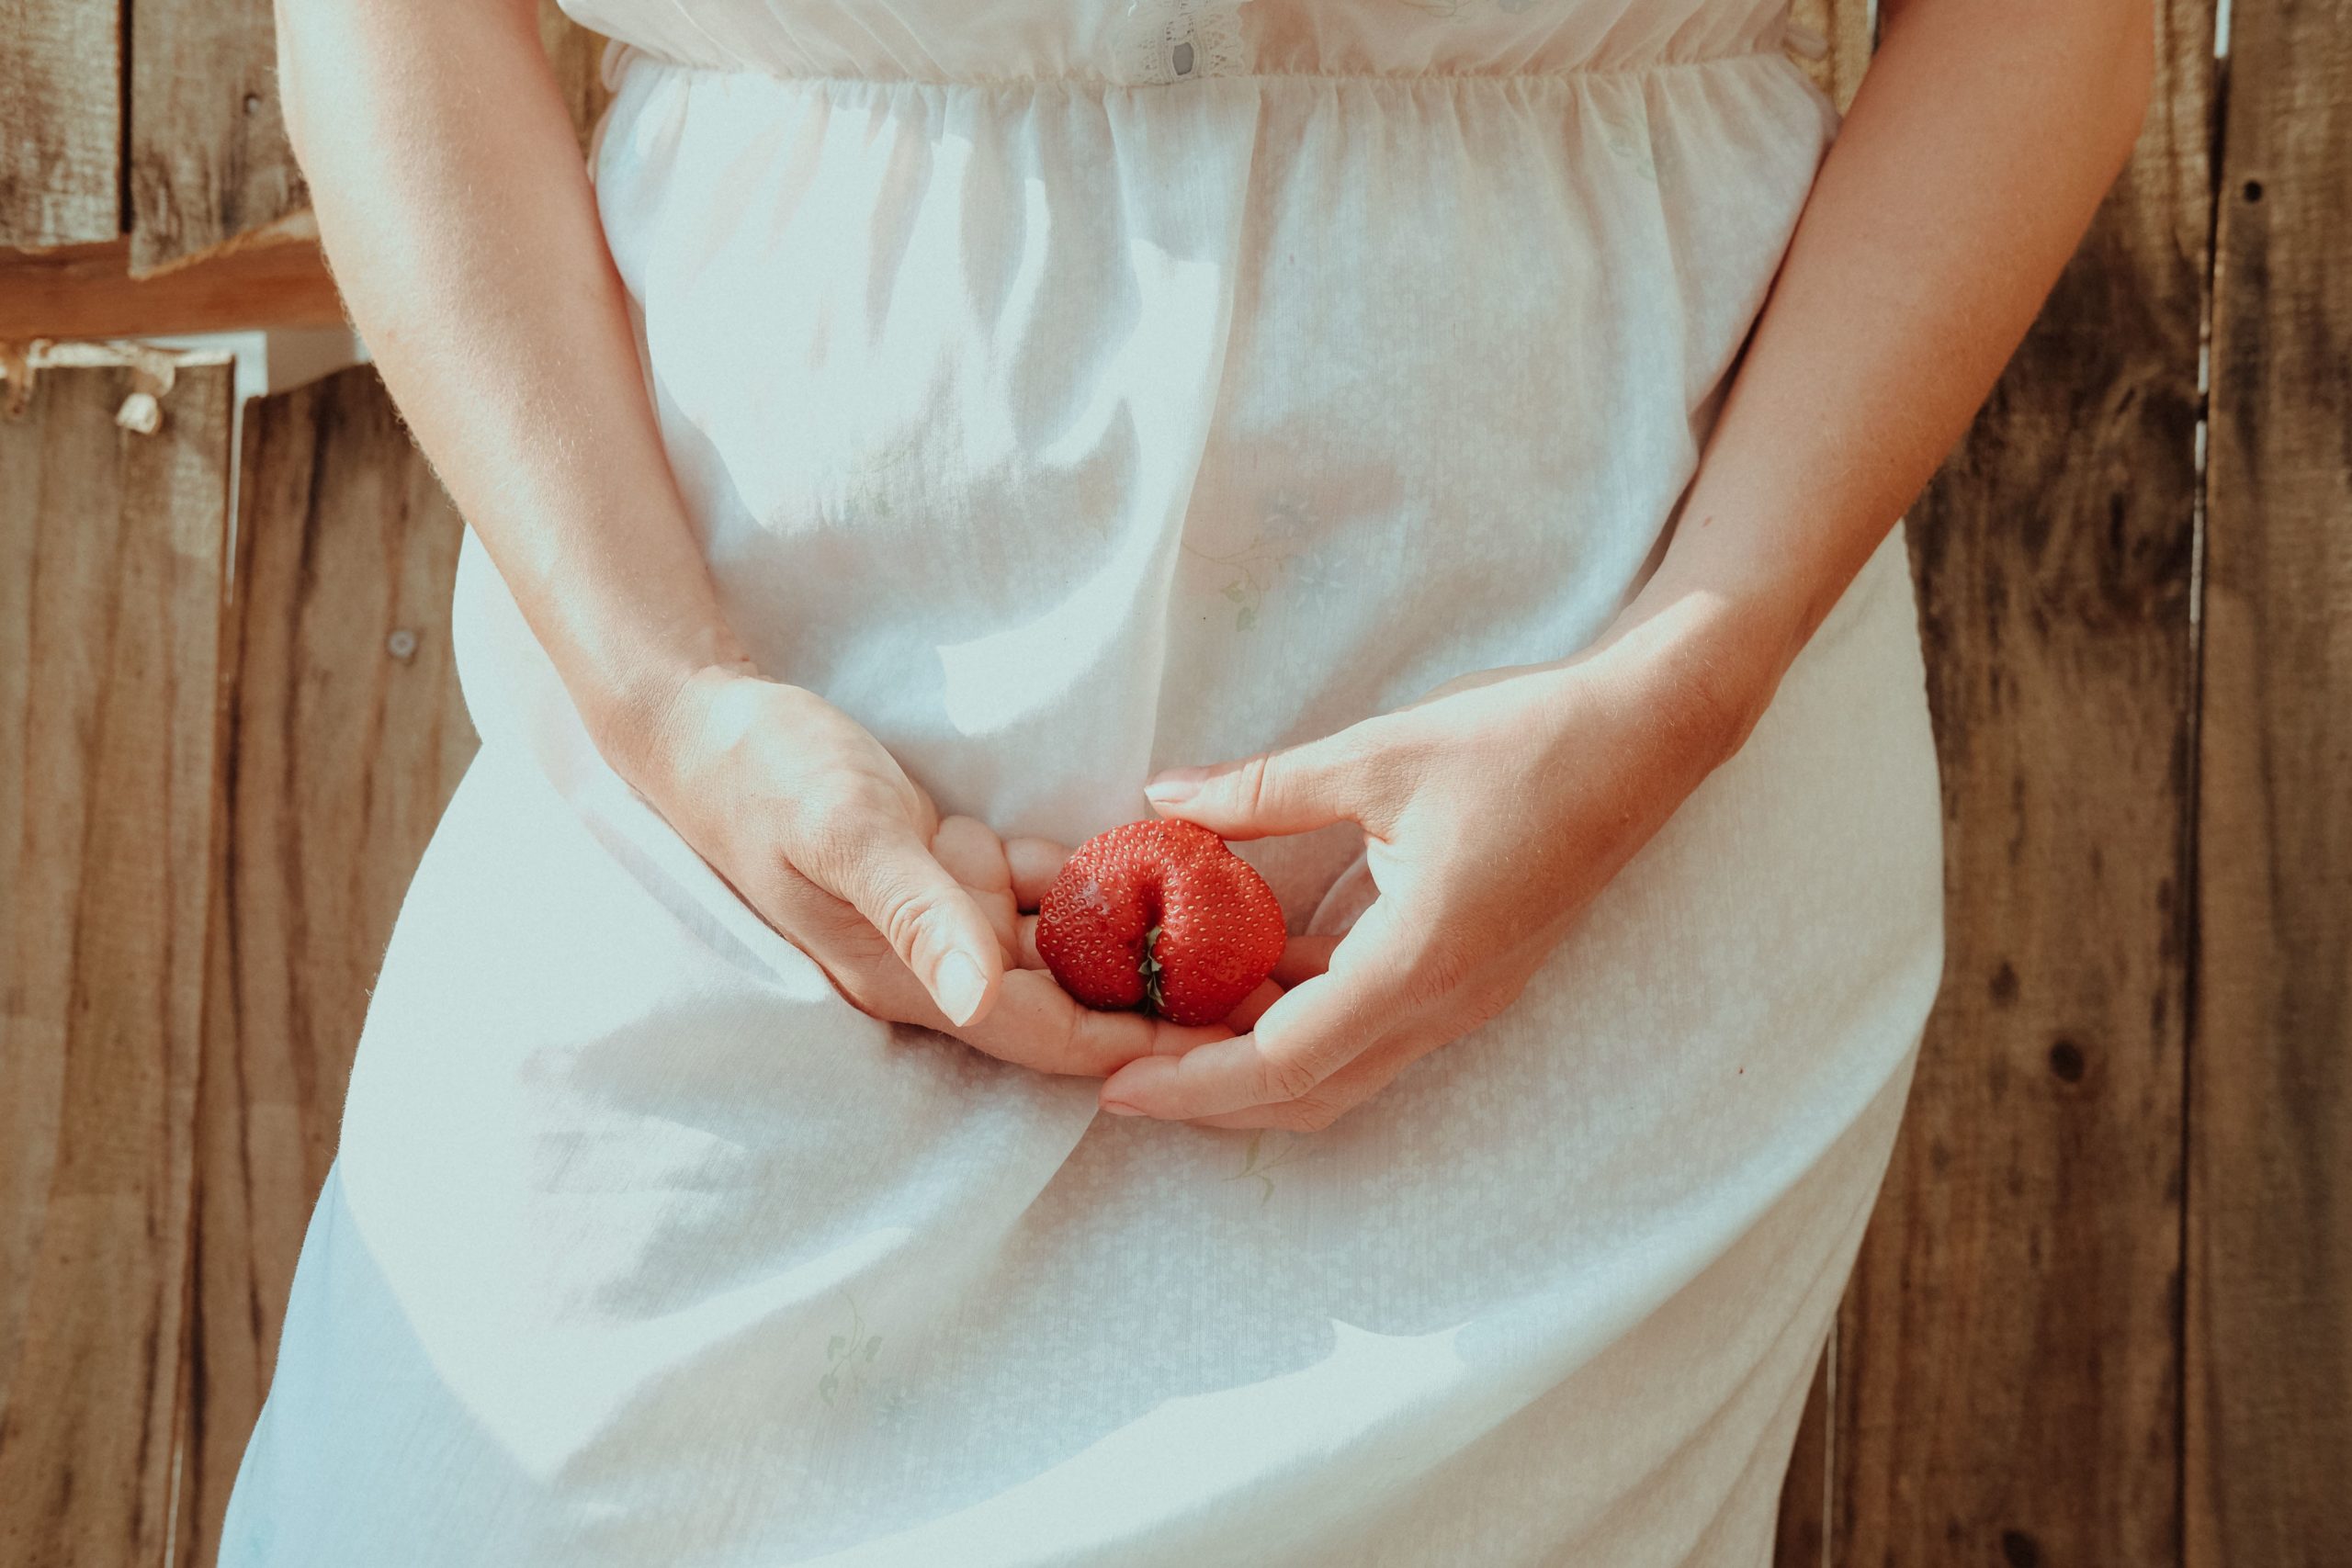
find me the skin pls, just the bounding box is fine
[276,0,2154,1131]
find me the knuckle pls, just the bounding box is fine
[1236,752,1278,819]
[1261,1049,1326,1104]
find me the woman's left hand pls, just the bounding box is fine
[1096,622,1769,1131]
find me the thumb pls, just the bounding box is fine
[832,828,1004,1027]
[1142,730,1364,840]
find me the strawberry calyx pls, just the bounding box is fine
[1137,921,1164,1013]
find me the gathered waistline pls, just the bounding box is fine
[594,38,1817,96]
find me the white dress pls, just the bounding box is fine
[220,1,1946,1562]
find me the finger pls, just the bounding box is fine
[931,814,1011,893]
[1097,895,1424,1119]
[1272,932,1342,988]
[1140,725,1380,841]
[1178,1034,1416,1130]
[811,820,1005,1028]
[1014,912,1046,969]
[931,815,1020,958]
[954,969,1234,1077]
[1004,836,1072,912]
[1224,976,1284,1032]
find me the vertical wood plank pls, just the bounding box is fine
[2188,4,2352,1562]
[174,367,477,1568]
[128,0,306,276]
[0,360,232,1567]
[0,0,122,247]
[1832,2,2215,1563]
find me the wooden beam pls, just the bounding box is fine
[0,225,345,342]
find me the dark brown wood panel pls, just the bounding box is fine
[0,0,120,247]
[173,366,478,1568]
[2188,4,2352,1562]
[0,359,232,1567]
[1831,3,2215,1563]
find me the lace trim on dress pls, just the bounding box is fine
[1112,0,1251,85]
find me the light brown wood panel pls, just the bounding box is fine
[2188,4,2352,1562]
[0,0,120,247]
[172,366,478,1568]
[170,364,477,1568]
[129,0,306,276]
[0,359,232,1567]
[1829,3,2215,1563]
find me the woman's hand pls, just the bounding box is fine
[1095,606,1773,1131]
[628,666,1238,1077]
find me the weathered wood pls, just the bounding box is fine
[128,0,306,276]
[2188,4,2352,1562]
[0,357,232,1568]
[1830,2,2214,1562]
[173,366,477,1568]
[0,227,345,341]
[0,0,120,248]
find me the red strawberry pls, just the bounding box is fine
[1035,818,1288,1027]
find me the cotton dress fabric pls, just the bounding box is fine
[219,1,1947,1562]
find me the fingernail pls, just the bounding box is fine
[1144,767,1205,806]
[1101,1100,1145,1117]
[935,951,988,1026]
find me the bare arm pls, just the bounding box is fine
[275,0,1245,1066]
[1604,0,2160,735]
[1098,0,2162,1126]
[274,0,739,768]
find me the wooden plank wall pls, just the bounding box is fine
[0,359,233,1566]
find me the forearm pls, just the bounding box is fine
[276,0,751,786]
[1594,0,2156,753]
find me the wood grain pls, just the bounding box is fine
[0,230,345,342]
[2188,3,2352,1562]
[1828,2,2215,1562]
[172,366,478,1568]
[0,0,120,248]
[0,360,232,1568]
[128,0,305,276]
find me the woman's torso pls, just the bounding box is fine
[461,0,1843,924]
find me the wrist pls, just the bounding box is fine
[573,622,762,799]
[1577,580,1805,775]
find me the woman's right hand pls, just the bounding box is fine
[618,666,1239,1078]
